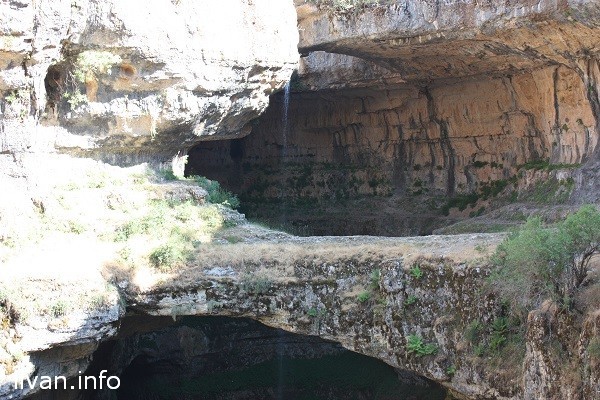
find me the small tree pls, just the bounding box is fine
[491,205,600,314]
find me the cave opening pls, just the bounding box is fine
[184,88,451,237]
[56,316,448,400]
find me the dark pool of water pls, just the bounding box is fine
[117,350,447,400]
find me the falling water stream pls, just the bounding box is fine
[282,81,291,155]
[278,81,291,230]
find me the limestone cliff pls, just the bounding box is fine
[188,0,600,236]
[1,1,600,400]
[0,0,298,161]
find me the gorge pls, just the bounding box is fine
[1,1,600,400]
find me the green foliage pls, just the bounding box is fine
[4,89,28,105]
[357,291,371,303]
[588,337,600,359]
[406,334,437,357]
[404,295,417,306]
[192,176,240,209]
[370,268,381,290]
[240,274,272,295]
[63,89,88,109]
[149,241,188,272]
[224,235,242,244]
[50,300,69,318]
[73,50,122,83]
[446,365,456,376]
[473,344,485,357]
[490,205,600,315]
[307,307,327,318]
[464,320,484,344]
[441,192,480,215]
[479,180,509,200]
[518,158,580,172]
[472,161,489,168]
[409,264,423,279]
[489,317,509,352]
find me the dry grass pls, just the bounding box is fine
[104,233,502,293]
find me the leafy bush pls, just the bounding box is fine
[404,295,417,306]
[406,334,437,356]
[73,51,122,83]
[240,274,272,295]
[446,365,457,376]
[588,337,600,359]
[490,205,600,315]
[357,291,371,303]
[489,317,509,352]
[464,320,484,344]
[50,300,69,318]
[192,176,240,209]
[149,242,188,272]
[409,264,423,279]
[370,268,381,290]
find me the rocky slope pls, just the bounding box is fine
[2,228,599,399]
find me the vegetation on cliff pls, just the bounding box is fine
[491,205,600,317]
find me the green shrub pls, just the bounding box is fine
[73,50,122,83]
[446,365,457,376]
[149,242,187,272]
[370,268,381,290]
[357,291,371,303]
[240,274,272,295]
[50,300,69,318]
[441,192,480,215]
[489,317,509,352]
[474,344,485,357]
[404,295,417,306]
[192,176,240,209]
[406,334,437,356]
[588,337,600,359]
[307,307,327,318]
[409,264,423,279]
[465,320,484,344]
[490,205,600,315]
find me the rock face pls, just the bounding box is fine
[186,1,600,235]
[86,316,447,400]
[0,0,298,161]
[4,234,599,400]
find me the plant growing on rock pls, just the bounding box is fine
[73,50,122,84]
[490,205,600,316]
[370,268,381,290]
[357,290,371,303]
[409,264,423,279]
[240,274,272,295]
[404,294,417,306]
[489,317,508,352]
[192,176,240,209]
[406,334,437,357]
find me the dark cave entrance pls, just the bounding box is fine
[69,316,447,400]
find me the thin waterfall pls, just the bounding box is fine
[282,81,291,157]
[279,81,291,228]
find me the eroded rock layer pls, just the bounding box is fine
[186,63,598,235]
